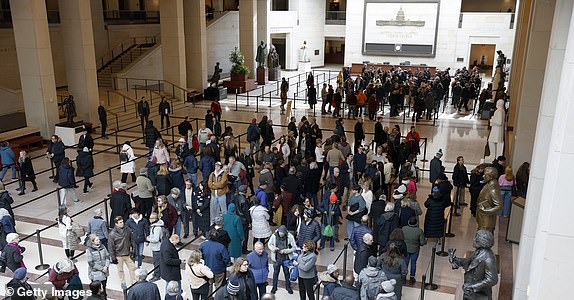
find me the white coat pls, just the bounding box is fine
[249,205,272,239]
[120,144,136,174]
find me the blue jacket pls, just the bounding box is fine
[335,120,345,138]
[183,154,198,174]
[246,250,269,284]
[200,240,230,274]
[48,141,65,162]
[254,187,268,207]
[247,123,261,142]
[353,152,367,173]
[126,217,150,244]
[199,155,215,179]
[350,224,373,251]
[0,147,15,167]
[58,163,76,188]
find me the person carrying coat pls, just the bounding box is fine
[76,147,94,194]
[223,203,244,259]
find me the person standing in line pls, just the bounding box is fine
[147,212,164,282]
[127,268,161,300]
[58,157,79,205]
[0,142,16,182]
[110,181,132,224]
[268,225,296,294]
[86,234,110,296]
[294,240,318,300]
[126,209,150,268]
[87,208,109,250]
[3,233,25,273]
[58,206,74,259]
[159,96,171,129]
[76,147,94,194]
[223,203,244,261]
[120,142,137,183]
[208,162,228,224]
[429,149,443,186]
[280,78,289,115]
[200,230,231,293]
[136,168,155,218]
[452,156,469,208]
[138,97,150,133]
[160,234,183,296]
[16,150,38,195]
[145,121,160,155]
[354,119,365,154]
[246,242,269,299]
[498,166,515,217]
[211,99,222,122]
[184,149,199,187]
[108,216,136,290]
[185,249,214,300]
[402,216,425,285]
[249,197,273,246]
[98,101,108,140]
[47,135,66,182]
[78,130,94,153]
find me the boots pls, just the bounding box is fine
[32,182,38,192]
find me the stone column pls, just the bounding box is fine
[239,0,257,77]
[257,0,270,48]
[91,0,109,59]
[59,0,100,124]
[514,0,574,298]
[9,0,59,138]
[160,0,187,89]
[184,0,208,91]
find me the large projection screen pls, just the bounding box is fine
[362,0,440,57]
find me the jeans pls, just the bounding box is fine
[306,192,319,210]
[272,259,292,290]
[500,187,513,217]
[174,215,182,237]
[250,141,260,155]
[405,251,419,278]
[188,173,198,187]
[320,224,335,249]
[346,220,359,240]
[455,185,466,206]
[59,188,78,206]
[298,277,316,300]
[0,164,17,180]
[152,251,161,278]
[135,242,144,267]
[211,194,227,224]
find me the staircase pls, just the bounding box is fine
[97,38,158,88]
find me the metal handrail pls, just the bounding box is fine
[97,36,158,71]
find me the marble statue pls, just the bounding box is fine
[299,40,310,62]
[487,100,505,159]
[61,95,77,125]
[256,40,267,68]
[448,230,498,300]
[267,44,280,69]
[476,167,502,232]
[496,50,506,69]
[209,62,222,87]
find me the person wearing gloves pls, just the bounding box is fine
[319,264,341,298]
[267,225,296,294]
[377,279,398,300]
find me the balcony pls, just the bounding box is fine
[0,9,60,28]
[458,12,515,30]
[103,10,160,25]
[325,10,346,25]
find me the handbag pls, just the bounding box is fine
[322,224,334,237]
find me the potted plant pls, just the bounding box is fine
[229,47,250,81]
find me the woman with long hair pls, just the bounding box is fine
[17,150,38,195]
[294,240,318,300]
[192,182,211,238]
[380,243,407,300]
[156,164,173,196]
[275,136,291,165]
[223,136,238,164]
[515,162,530,198]
[185,250,213,300]
[153,139,170,165]
[499,166,515,217]
[58,206,74,259]
[228,257,258,300]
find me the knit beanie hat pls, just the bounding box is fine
[381,279,397,292]
[436,149,443,158]
[13,267,27,280]
[330,193,338,203]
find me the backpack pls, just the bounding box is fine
[119,150,128,162]
[365,272,385,300]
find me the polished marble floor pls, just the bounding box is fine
[0,68,511,300]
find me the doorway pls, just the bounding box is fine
[272,38,286,70]
[469,44,496,75]
[325,38,345,64]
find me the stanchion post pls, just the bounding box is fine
[316,284,320,300]
[421,138,428,162]
[436,222,448,256]
[34,229,50,270]
[425,247,439,290]
[104,197,110,226]
[342,244,348,276]
[420,274,427,300]
[56,187,61,208]
[235,92,238,111]
[446,207,456,237]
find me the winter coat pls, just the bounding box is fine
[200,239,230,274]
[18,157,35,180]
[247,123,261,142]
[358,266,387,300]
[3,242,25,272]
[317,197,342,226]
[183,154,198,175]
[156,174,173,196]
[145,125,160,148]
[147,219,165,252]
[259,169,274,193]
[75,151,93,178]
[0,191,14,224]
[333,283,360,300]
[87,216,109,241]
[249,205,272,238]
[230,271,259,300]
[48,263,79,290]
[126,216,150,244]
[267,230,297,262]
[192,190,210,232]
[110,190,132,223]
[297,251,317,279]
[120,144,136,174]
[169,167,185,193]
[402,225,425,254]
[48,140,66,163]
[452,164,469,187]
[374,211,398,247]
[223,203,244,258]
[108,226,133,261]
[354,242,375,274]
[159,203,179,233]
[199,155,215,180]
[350,224,373,251]
[6,278,35,300]
[246,250,269,284]
[136,175,155,199]
[86,242,110,282]
[297,219,321,247]
[58,163,76,188]
[127,280,161,300]
[320,271,341,297]
[160,238,182,281]
[429,157,442,183]
[208,170,228,196]
[0,146,15,167]
[424,194,450,238]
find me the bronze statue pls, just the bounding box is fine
[496,50,506,69]
[476,167,502,231]
[449,230,498,300]
[61,95,77,125]
[267,44,280,69]
[209,62,222,87]
[256,40,267,68]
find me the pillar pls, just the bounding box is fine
[239,0,257,77]
[257,0,270,48]
[160,0,187,89]
[10,0,59,138]
[184,0,208,91]
[91,0,109,59]
[59,0,100,124]
[514,0,574,298]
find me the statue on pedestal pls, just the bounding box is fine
[61,95,77,125]
[209,62,222,87]
[267,44,280,69]
[476,167,502,232]
[448,230,498,300]
[487,100,505,160]
[256,40,267,68]
[496,50,506,69]
[299,41,310,63]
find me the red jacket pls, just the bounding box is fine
[367,95,377,112]
[406,131,421,142]
[211,101,222,114]
[48,265,79,290]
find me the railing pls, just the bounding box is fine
[113,77,193,109]
[103,10,160,25]
[206,9,238,23]
[314,242,350,298]
[97,36,158,72]
[325,10,346,25]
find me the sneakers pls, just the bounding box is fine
[271,288,277,294]
[286,287,293,294]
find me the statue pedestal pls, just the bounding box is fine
[55,121,85,146]
[257,67,268,85]
[298,62,311,73]
[203,86,227,101]
[268,67,281,81]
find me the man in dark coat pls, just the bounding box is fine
[110,181,132,227]
[76,148,94,194]
[47,135,65,182]
[177,117,193,137]
[159,97,171,129]
[160,234,182,293]
[353,119,365,154]
[137,97,150,132]
[353,233,375,275]
[424,187,451,238]
[98,101,107,139]
[429,149,443,185]
[332,275,360,300]
[374,117,387,150]
[144,121,160,152]
[452,156,470,207]
[6,267,34,300]
[127,268,161,300]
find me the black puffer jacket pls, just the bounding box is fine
[424,194,451,238]
[145,125,160,148]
